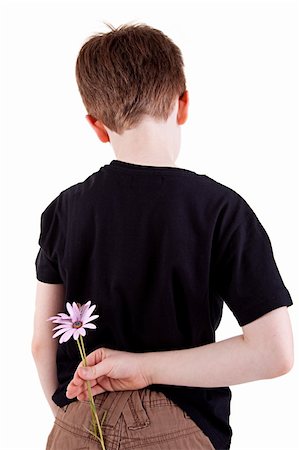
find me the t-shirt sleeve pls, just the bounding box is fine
[35,195,64,284]
[213,194,293,327]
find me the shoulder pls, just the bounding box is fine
[60,170,100,201]
[42,170,101,215]
[189,171,254,216]
[192,174,262,239]
[182,169,241,198]
[200,174,246,204]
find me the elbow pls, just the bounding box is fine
[268,349,294,378]
[31,339,46,359]
[275,354,294,377]
[31,335,57,360]
[31,340,40,359]
[243,306,294,380]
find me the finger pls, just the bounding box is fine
[66,378,97,399]
[67,377,97,394]
[70,349,107,386]
[75,378,107,401]
[66,348,112,398]
[70,361,95,388]
[68,359,109,389]
[66,375,86,395]
[78,358,112,381]
[77,384,106,401]
[83,347,107,367]
[68,374,107,399]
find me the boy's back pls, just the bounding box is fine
[36,158,292,449]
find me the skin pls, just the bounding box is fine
[32,91,294,413]
[32,282,65,416]
[85,90,189,167]
[66,305,294,401]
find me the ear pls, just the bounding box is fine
[177,90,189,125]
[86,115,110,143]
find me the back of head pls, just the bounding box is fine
[76,23,186,134]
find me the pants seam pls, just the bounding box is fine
[122,425,205,449]
[142,399,175,407]
[54,418,119,446]
[127,395,150,428]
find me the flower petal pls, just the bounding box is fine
[47,316,60,322]
[83,323,96,329]
[59,335,66,344]
[73,329,80,340]
[53,327,72,338]
[51,318,72,325]
[67,302,78,322]
[82,304,96,322]
[58,313,70,319]
[80,301,91,316]
[72,302,81,322]
[79,327,86,337]
[60,328,75,343]
[52,324,72,331]
[80,307,88,320]
[83,314,99,325]
[66,302,74,319]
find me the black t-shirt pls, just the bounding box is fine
[36,159,293,450]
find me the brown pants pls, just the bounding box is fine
[46,388,215,450]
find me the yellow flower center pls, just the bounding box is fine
[73,321,83,329]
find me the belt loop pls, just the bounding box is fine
[99,391,133,427]
[123,390,150,430]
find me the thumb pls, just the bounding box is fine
[78,360,111,380]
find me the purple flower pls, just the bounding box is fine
[48,301,99,343]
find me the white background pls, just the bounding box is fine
[1,0,298,449]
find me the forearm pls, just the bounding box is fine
[146,334,287,388]
[32,340,59,416]
[32,282,65,416]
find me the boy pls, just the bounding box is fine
[32,24,294,450]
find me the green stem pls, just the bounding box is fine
[80,334,88,361]
[77,338,97,435]
[77,337,85,362]
[77,336,106,450]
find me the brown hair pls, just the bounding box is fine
[75,23,186,134]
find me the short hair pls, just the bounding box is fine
[75,23,186,134]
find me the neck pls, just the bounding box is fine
[107,108,181,167]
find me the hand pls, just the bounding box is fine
[66,347,152,401]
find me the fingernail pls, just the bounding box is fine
[79,367,89,376]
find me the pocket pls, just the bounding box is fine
[55,403,69,419]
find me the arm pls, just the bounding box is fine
[148,306,294,387]
[67,306,294,399]
[31,281,65,416]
